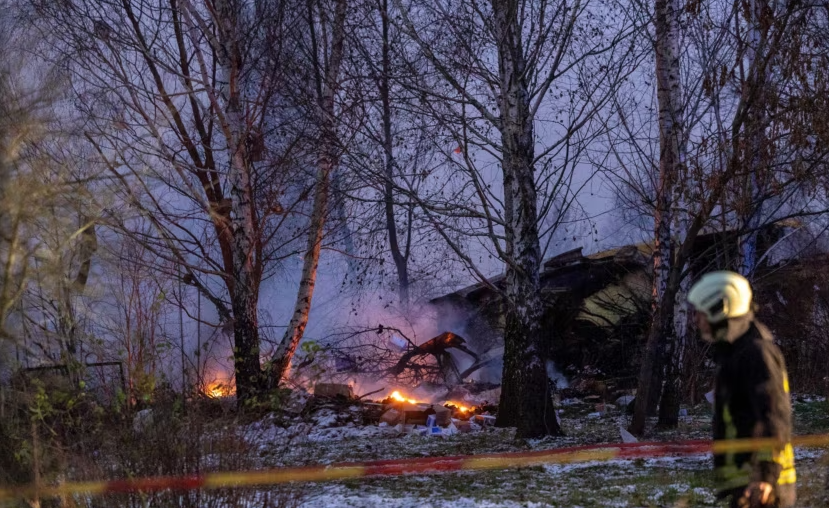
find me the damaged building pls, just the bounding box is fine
[428,221,828,395]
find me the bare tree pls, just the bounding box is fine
[271,0,349,381]
[392,0,640,437]
[0,6,99,368]
[599,0,825,434]
[92,233,175,403]
[628,0,684,434]
[332,0,459,308]
[33,0,313,403]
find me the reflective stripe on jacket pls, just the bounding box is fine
[712,319,796,495]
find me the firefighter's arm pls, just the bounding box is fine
[744,345,789,484]
[738,482,775,508]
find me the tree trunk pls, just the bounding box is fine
[212,0,265,405]
[379,0,410,307]
[232,291,262,403]
[738,0,769,277]
[657,354,680,427]
[491,0,561,438]
[630,0,683,436]
[330,167,360,280]
[662,264,693,419]
[271,0,347,382]
[631,287,673,435]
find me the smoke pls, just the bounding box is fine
[546,359,569,389]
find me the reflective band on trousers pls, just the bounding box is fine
[717,405,796,489]
[776,444,796,485]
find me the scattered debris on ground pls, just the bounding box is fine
[239,390,829,507]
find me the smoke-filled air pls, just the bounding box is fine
[1,0,828,506]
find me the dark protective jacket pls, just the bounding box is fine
[712,317,796,507]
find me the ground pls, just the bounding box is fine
[237,397,829,507]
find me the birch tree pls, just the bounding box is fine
[270,0,349,381]
[601,0,823,434]
[392,0,640,437]
[627,0,683,434]
[33,0,309,404]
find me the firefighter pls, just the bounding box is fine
[688,271,796,508]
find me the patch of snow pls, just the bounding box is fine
[795,448,826,461]
[306,489,553,508]
[560,398,582,406]
[796,394,826,403]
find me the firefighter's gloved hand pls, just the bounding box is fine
[737,482,775,508]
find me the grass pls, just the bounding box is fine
[256,398,829,507]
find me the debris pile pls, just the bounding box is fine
[296,383,498,437]
[374,388,497,436]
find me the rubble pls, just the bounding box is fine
[453,419,474,433]
[380,408,403,425]
[432,405,451,426]
[473,414,496,426]
[291,383,505,439]
[614,395,635,408]
[314,383,354,399]
[282,390,310,415]
[361,402,387,424]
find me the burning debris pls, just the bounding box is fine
[390,332,479,384]
[372,387,496,435]
[204,379,235,399]
[295,383,498,437]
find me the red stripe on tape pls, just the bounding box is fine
[105,475,206,494]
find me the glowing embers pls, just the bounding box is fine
[204,379,235,398]
[444,401,470,413]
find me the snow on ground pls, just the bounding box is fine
[233,398,829,507]
[300,492,555,508]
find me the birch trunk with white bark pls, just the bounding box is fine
[630,0,683,436]
[491,0,561,438]
[271,0,347,382]
[660,100,691,428]
[212,0,265,404]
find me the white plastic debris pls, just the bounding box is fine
[587,412,602,419]
[619,427,638,443]
[705,390,715,405]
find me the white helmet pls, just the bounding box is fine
[687,271,753,323]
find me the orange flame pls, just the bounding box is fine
[204,380,234,398]
[445,401,470,412]
[389,390,420,404]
